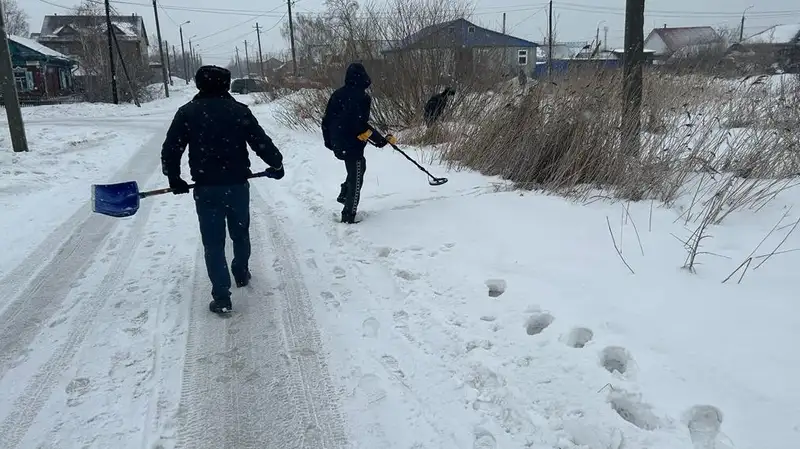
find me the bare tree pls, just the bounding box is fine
[2,0,29,37]
[67,0,150,102]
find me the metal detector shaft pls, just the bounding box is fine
[389,143,448,186]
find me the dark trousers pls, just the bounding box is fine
[193,183,250,302]
[339,157,366,216]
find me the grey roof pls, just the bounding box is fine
[646,26,722,53]
[37,14,148,45]
[384,18,538,53]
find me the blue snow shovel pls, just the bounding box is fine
[91,171,270,218]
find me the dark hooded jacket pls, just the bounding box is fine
[161,65,283,186]
[321,63,377,160]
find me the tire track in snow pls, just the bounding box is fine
[0,169,160,448]
[175,188,347,449]
[255,190,349,449]
[0,132,165,376]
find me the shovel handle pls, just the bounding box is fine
[138,171,271,199]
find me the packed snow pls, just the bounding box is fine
[0,85,797,449]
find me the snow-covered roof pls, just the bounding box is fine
[111,21,138,37]
[743,24,800,44]
[38,15,148,46]
[9,34,72,61]
[646,26,722,52]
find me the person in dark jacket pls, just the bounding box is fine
[321,62,396,223]
[423,87,456,128]
[161,65,285,314]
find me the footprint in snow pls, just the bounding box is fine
[600,346,632,375]
[607,390,661,431]
[65,377,92,407]
[395,269,419,281]
[564,327,594,348]
[332,266,346,279]
[686,405,724,447]
[485,279,506,297]
[362,318,380,338]
[473,428,497,449]
[320,291,340,308]
[380,355,405,379]
[356,374,386,404]
[525,312,554,335]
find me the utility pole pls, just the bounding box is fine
[548,0,553,77]
[254,22,265,79]
[188,38,194,75]
[104,0,119,104]
[502,13,506,34]
[0,0,28,152]
[165,41,173,85]
[235,46,243,78]
[739,6,753,42]
[604,26,609,50]
[152,0,169,97]
[596,26,600,50]
[244,40,250,76]
[287,0,297,76]
[179,21,189,84]
[622,0,645,157]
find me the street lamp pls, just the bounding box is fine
[179,20,190,84]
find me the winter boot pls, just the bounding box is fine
[337,184,347,204]
[341,212,361,224]
[234,270,252,288]
[209,298,233,314]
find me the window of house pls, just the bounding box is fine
[468,26,475,33]
[13,68,31,92]
[518,49,528,65]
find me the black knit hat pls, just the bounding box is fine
[195,65,231,93]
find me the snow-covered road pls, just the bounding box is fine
[0,92,797,449]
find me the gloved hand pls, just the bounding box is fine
[357,129,373,142]
[168,176,190,195]
[370,133,397,148]
[264,165,284,180]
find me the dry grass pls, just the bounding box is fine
[436,68,799,223]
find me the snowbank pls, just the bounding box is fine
[250,100,800,449]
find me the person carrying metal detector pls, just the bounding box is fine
[160,65,285,314]
[321,62,398,224]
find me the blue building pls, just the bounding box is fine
[382,18,539,77]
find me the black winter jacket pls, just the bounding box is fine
[321,63,376,160]
[161,91,283,186]
[423,87,455,125]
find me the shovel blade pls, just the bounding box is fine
[92,181,141,218]
[429,177,448,186]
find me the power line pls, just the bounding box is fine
[40,0,800,20]
[201,29,255,53]
[157,1,180,27]
[193,4,286,43]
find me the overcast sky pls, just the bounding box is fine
[23,0,800,65]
